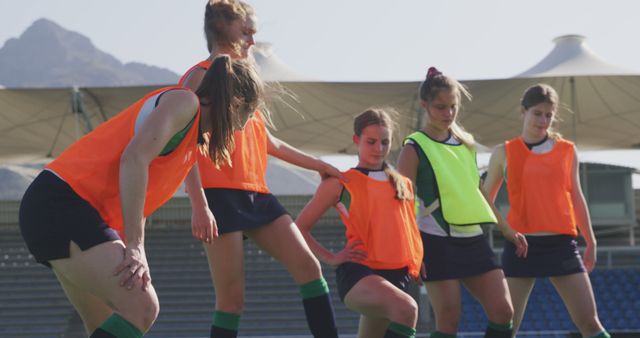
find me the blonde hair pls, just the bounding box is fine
[353,108,412,200]
[204,0,254,54]
[419,67,475,148]
[521,83,563,140]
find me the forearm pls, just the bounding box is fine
[269,137,322,171]
[574,196,596,245]
[481,189,512,234]
[299,228,336,265]
[119,155,149,246]
[184,165,208,209]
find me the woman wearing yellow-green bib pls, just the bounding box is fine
[397,67,528,338]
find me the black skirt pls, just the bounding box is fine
[502,234,586,278]
[421,232,500,281]
[204,188,288,235]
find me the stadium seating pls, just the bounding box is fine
[0,196,638,337]
[457,269,640,336]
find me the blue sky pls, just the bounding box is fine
[1,0,639,81]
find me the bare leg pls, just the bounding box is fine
[357,314,389,338]
[245,214,322,283]
[550,273,605,337]
[202,231,246,314]
[424,279,461,335]
[50,241,159,333]
[505,277,535,336]
[462,269,514,325]
[344,275,418,330]
[53,269,113,334]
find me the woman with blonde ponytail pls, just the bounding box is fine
[297,108,424,338]
[397,67,527,338]
[179,2,341,337]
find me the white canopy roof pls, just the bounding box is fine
[1,35,639,165]
[516,35,636,77]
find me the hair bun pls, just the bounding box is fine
[426,67,442,80]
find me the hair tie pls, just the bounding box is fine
[426,67,442,80]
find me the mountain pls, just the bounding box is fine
[0,18,178,87]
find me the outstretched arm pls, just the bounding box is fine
[267,131,344,180]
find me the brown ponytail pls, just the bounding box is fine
[196,55,264,167]
[354,108,412,200]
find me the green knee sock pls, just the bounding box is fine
[385,322,416,338]
[485,320,512,338]
[430,331,456,338]
[210,311,240,338]
[94,313,142,338]
[588,331,611,338]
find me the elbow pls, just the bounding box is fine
[120,146,151,172]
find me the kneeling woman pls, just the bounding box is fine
[296,108,424,338]
[19,56,263,338]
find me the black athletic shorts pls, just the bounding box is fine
[335,261,411,302]
[19,170,120,267]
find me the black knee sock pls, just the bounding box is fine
[90,328,116,338]
[210,311,240,338]
[210,326,238,338]
[299,278,338,338]
[484,321,512,338]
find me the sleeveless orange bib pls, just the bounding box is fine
[505,137,577,236]
[47,87,201,237]
[337,169,423,277]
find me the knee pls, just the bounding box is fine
[293,252,323,282]
[215,286,245,314]
[389,295,418,327]
[141,295,160,331]
[487,300,514,324]
[434,302,460,331]
[121,290,159,332]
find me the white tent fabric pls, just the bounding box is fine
[0,158,320,200]
[461,35,640,149]
[1,35,639,165]
[0,82,420,162]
